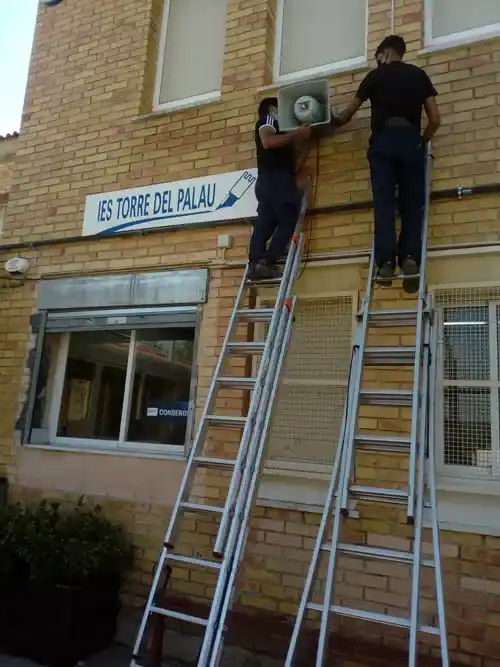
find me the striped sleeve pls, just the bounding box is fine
[258,115,278,142]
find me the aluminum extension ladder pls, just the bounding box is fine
[285,145,449,667]
[131,195,307,667]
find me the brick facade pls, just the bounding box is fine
[1,0,500,665]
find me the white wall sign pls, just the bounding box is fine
[82,169,258,236]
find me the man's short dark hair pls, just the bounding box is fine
[258,97,278,117]
[375,35,406,58]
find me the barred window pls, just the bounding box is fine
[435,288,500,478]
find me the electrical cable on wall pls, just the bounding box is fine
[297,136,320,280]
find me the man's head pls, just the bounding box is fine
[258,96,278,118]
[375,35,406,66]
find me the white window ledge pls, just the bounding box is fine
[427,489,500,537]
[24,440,185,462]
[421,26,500,55]
[258,471,500,536]
[259,58,368,93]
[140,91,221,120]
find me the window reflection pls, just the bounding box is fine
[127,328,194,446]
[57,331,131,440]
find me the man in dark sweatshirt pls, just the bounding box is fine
[332,35,441,292]
[248,96,312,281]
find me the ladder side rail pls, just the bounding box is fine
[213,230,304,556]
[283,365,353,667]
[338,247,376,513]
[407,143,433,523]
[207,300,298,667]
[196,301,294,667]
[163,263,254,547]
[313,344,365,667]
[408,317,431,667]
[131,544,171,665]
[427,304,450,667]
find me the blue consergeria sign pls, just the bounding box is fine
[82,169,258,236]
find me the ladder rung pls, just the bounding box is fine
[245,277,282,287]
[217,376,256,390]
[365,346,415,366]
[307,603,439,635]
[355,433,411,453]
[360,388,413,407]
[194,456,236,470]
[150,606,208,627]
[237,308,274,322]
[227,341,266,355]
[206,415,247,428]
[179,502,224,515]
[376,272,421,284]
[322,543,435,567]
[166,553,222,569]
[366,308,419,327]
[350,485,408,505]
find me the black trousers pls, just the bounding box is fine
[249,169,301,265]
[368,125,426,268]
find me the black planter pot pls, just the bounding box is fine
[0,575,121,667]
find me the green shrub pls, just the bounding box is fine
[0,498,134,587]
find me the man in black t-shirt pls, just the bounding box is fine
[332,35,441,292]
[248,97,312,281]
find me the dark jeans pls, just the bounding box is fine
[368,125,426,268]
[249,169,301,265]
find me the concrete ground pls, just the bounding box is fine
[0,646,190,667]
[0,647,130,667]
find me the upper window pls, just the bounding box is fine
[425,0,500,48]
[26,308,199,457]
[435,287,500,484]
[155,0,228,111]
[274,0,367,83]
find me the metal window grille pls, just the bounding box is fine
[263,296,353,465]
[434,287,500,478]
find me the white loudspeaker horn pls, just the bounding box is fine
[277,78,331,133]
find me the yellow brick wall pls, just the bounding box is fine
[0,137,17,197]
[1,0,500,664]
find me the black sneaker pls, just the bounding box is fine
[249,260,274,281]
[247,263,258,281]
[376,261,394,286]
[401,256,419,294]
[266,264,283,280]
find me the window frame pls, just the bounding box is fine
[424,0,500,51]
[273,0,368,84]
[434,298,500,486]
[153,0,225,113]
[24,307,202,460]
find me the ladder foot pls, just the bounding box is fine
[213,551,223,559]
[340,508,349,518]
[407,516,415,526]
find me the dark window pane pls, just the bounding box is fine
[443,306,489,381]
[443,387,491,468]
[127,328,194,446]
[57,331,131,439]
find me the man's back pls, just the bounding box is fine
[255,115,295,174]
[357,61,437,133]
